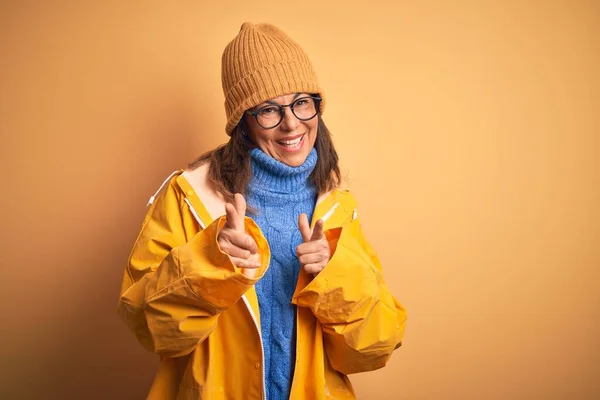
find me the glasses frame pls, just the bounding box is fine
[245,95,322,130]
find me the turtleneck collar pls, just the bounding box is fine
[248,147,318,199]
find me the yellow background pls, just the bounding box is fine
[1,1,598,398]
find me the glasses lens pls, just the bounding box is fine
[292,97,318,120]
[256,105,282,129]
[253,96,320,129]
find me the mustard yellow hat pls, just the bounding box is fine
[221,22,325,135]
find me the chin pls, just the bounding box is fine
[279,153,309,167]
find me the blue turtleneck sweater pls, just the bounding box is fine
[246,147,318,400]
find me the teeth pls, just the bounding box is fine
[278,136,302,147]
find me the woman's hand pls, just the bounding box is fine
[297,214,331,275]
[217,193,261,278]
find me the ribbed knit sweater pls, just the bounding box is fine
[246,147,318,400]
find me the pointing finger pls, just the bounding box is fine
[226,194,247,232]
[225,202,242,231]
[298,213,311,243]
[233,193,247,221]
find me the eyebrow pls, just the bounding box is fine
[261,93,303,107]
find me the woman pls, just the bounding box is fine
[118,22,407,400]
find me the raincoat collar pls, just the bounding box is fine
[179,164,356,229]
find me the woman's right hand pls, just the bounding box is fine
[217,193,261,278]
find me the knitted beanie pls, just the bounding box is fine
[221,22,325,136]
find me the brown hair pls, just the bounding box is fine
[188,116,341,202]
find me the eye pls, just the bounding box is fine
[294,98,309,106]
[258,106,279,115]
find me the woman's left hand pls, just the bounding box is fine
[297,214,331,275]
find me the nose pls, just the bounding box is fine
[279,106,299,132]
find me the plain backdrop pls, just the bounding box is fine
[1,1,599,399]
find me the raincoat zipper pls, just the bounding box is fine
[242,295,267,400]
[183,198,206,229]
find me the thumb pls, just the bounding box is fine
[298,213,312,243]
[310,219,325,241]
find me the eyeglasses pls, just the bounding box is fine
[246,95,322,130]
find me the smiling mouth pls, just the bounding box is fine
[276,134,305,151]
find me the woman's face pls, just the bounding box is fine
[244,93,319,167]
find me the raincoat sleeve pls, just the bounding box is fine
[293,214,407,375]
[117,178,269,358]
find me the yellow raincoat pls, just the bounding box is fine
[118,165,407,399]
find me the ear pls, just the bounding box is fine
[239,117,257,145]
